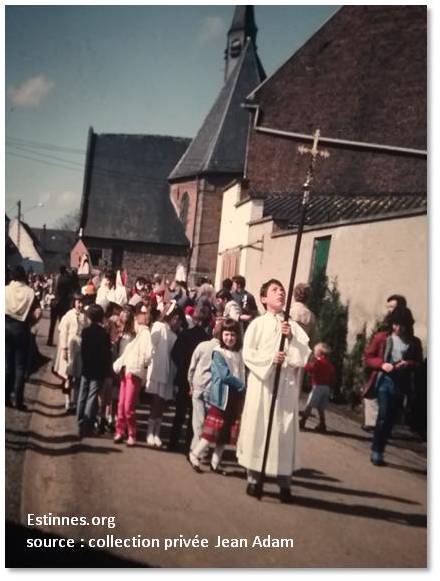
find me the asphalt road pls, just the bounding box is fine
[5,316,427,568]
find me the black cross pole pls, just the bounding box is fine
[255,129,330,500]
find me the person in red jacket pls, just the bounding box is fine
[362,306,423,466]
[299,342,336,433]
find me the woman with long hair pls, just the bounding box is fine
[363,306,423,466]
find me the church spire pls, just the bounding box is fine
[224,5,258,81]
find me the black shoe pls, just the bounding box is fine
[361,425,374,433]
[279,488,293,504]
[210,464,228,476]
[94,418,106,435]
[246,483,259,498]
[314,423,327,433]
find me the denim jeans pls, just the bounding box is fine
[372,374,400,455]
[77,376,102,430]
[5,317,31,407]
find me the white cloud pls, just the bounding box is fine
[8,75,54,108]
[197,16,226,46]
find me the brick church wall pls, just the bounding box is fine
[123,247,187,286]
[83,237,188,286]
[189,176,233,284]
[169,180,198,244]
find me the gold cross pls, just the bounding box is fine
[297,129,330,160]
[297,129,330,191]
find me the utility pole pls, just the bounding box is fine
[17,200,21,253]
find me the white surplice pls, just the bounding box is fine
[237,312,311,476]
[53,308,87,380]
[145,321,177,399]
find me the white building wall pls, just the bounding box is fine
[214,183,264,288]
[8,219,44,273]
[242,215,427,350]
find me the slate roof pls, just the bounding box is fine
[32,228,76,254]
[261,192,427,230]
[169,39,265,181]
[80,133,191,246]
[230,5,257,36]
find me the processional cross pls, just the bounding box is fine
[256,129,330,500]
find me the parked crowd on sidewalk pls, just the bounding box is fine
[5,263,426,502]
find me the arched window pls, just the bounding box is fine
[179,192,189,230]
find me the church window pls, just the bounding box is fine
[179,192,190,230]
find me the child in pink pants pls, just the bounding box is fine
[113,302,152,446]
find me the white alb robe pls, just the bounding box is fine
[53,308,87,379]
[145,321,177,399]
[237,312,311,476]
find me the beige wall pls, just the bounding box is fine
[239,213,427,350]
[215,183,264,288]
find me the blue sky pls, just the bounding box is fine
[5,5,339,228]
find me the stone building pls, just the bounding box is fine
[168,6,265,284]
[215,5,427,346]
[78,129,191,283]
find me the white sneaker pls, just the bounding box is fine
[153,434,162,448]
[146,433,155,447]
[189,451,200,468]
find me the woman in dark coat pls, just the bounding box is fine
[363,306,423,466]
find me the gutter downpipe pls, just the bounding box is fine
[244,103,427,158]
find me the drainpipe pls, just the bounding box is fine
[244,103,427,158]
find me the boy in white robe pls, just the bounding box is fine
[237,279,311,503]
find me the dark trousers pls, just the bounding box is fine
[47,300,69,345]
[77,376,102,433]
[372,374,402,454]
[169,383,193,450]
[5,317,31,407]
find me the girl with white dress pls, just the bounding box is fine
[145,303,183,448]
[53,293,87,411]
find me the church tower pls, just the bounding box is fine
[224,6,258,81]
[168,5,265,285]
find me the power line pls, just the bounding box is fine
[6,136,85,155]
[6,148,174,187]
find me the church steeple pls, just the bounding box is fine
[224,5,258,81]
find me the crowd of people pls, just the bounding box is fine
[5,263,425,501]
